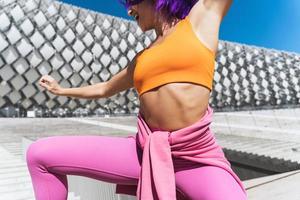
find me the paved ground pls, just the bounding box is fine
[0,107,300,199]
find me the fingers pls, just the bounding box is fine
[39,81,50,90]
[38,75,54,91]
[39,75,54,83]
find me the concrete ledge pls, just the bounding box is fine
[244,170,300,189]
[244,170,300,200]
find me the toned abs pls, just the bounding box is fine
[139,82,210,132]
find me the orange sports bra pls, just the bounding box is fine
[133,16,216,96]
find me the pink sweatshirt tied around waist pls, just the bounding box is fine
[116,105,246,199]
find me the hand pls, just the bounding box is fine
[38,75,63,95]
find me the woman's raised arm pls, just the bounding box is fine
[193,0,233,20]
[187,0,233,53]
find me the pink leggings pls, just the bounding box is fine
[26,135,247,200]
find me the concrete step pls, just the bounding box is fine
[0,189,34,200]
[0,162,26,169]
[0,176,32,186]
[0,181,32,193]
[0,190,81,200]
[0,171,31,179]
[1,142,23,157]
[0,166,28,174]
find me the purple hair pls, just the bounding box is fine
[119,0,198,19]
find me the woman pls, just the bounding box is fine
[26,0,247,199]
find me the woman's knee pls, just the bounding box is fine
[26,137,57,166]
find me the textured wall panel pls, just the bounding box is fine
[0,0,299,117]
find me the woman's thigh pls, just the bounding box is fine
[26,135,141,185]
[175,165,247,200]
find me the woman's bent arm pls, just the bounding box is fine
[59,82,107,99]
[39,54,137,99]
[39,74,107,99]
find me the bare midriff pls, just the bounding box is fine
[138,82,210,132]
